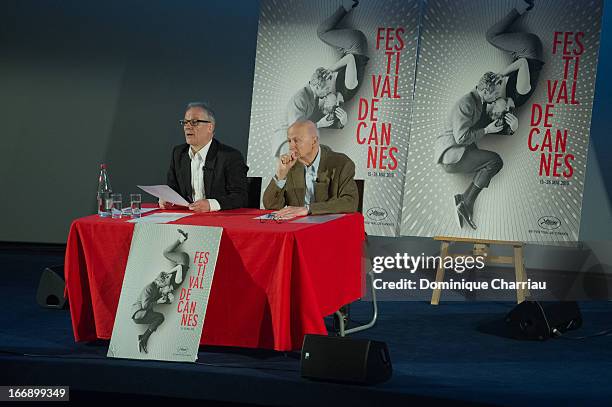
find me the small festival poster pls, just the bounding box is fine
[108,223,222,362]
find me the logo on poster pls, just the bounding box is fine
[367,207,388,221]
[538,216,561,230]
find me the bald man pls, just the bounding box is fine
[263,119,358,219]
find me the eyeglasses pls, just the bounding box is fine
[258,215,286,224]
[179,119,211,127]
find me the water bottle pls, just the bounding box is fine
[97,163,112,217]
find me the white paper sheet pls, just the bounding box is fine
[290,214,345,224]
[137,185,190,207]
[128,212,192,224]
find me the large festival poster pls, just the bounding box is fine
[247,0,420,236]
[401,0,602,243]
[108,224,222,362]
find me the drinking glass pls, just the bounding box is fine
[130,193,142,218]
[111,193,122,219]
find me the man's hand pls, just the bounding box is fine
[335,107,348,127]
[188,199,211,212]
[485,120,504,134]
[316,116,334,128]
[505,113,519,132]
[273,206,308,220]
[159,199,175,209]
[276,151,298,180]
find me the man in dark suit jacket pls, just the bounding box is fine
[160,102,248,212]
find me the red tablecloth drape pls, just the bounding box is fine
[65,209,364,351]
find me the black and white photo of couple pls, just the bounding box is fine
[131,229,190,353]
[435,0,544,230]
[276,0,370,157]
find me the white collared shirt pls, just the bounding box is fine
[275,147,321,207]
[188,140,220,211]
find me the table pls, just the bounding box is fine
[65,209,364,351]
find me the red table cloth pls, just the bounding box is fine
[65,209,364,351]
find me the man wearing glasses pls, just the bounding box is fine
[160,102,248,212]
[263,119,358,219]
[434,72,518,230]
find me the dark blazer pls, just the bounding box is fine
[434,89,486,165]
[262,145,358,215]
[167,139,248,210]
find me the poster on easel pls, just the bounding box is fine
[401,0,602,243]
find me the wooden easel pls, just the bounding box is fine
[430,236,528,305]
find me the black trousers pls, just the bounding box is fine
[132,309,164,332]
[442,145,503,189]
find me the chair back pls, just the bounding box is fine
[355,179,364,214]
[246,177,262,209]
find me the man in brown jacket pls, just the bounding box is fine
[263,119,358,219]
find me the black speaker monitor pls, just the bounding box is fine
[36,265,67,309]
[300,334,392,385]
[505,301,582,340]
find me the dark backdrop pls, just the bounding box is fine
[0,0,609,243]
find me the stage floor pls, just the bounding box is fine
[2,246,612,405]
